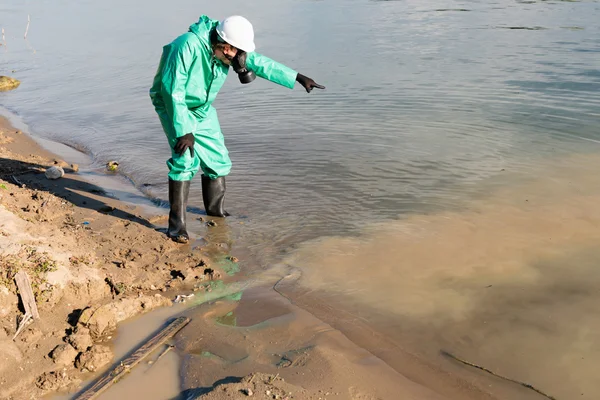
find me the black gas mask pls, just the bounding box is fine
[231,51,256,84]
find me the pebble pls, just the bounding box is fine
[45,166,65,180]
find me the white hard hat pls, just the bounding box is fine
[216,16,256,53]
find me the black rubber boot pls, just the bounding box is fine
[201,175,228,217]
[167,179,190,243]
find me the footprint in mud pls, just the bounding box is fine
[276,346,313,368]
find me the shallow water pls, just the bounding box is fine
[3,0,600,398]
[2,0,599,253]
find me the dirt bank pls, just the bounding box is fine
[0,117,228,399]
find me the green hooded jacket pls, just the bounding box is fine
[149,15,298,139]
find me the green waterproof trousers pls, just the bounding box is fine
[150,15,298,181]
[159,105,230,180]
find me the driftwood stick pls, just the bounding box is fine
[12,313,32,340]
[74,316,190,400]
[8,175,25,188]
[24,15,30,39]
[15,271,40,319]
[147,344,175,370]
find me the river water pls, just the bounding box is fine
[2,0,600,399]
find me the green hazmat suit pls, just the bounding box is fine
[149,15,298,181]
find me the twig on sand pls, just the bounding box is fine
[13,271,40,340]
[24,15,30,39]
[12,313,32,340]
[147,344,175,370]
[8,175,25,188]
[441,351,557,400]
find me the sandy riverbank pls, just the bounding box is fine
[0,116,232,399]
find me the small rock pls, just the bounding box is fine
[227,256,239,263]
[242,388,253,396]
[150,285,157,290]
[207,220,217,227]
[50,343,78,366]
[69,164,79,172]
[77,306,117,339]
[0,76,21,92]
[75,345,112,372]
[66,327,93,352]
[45,166,65,180]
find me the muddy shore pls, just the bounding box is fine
[1,116,452,400]
[0,116,235,399]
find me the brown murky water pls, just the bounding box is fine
[284,152,600,400]
[61,152,600,400]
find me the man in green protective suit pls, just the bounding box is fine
[150,15,324,243]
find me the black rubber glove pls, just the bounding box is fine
[231,51,256,84]
[175,133,194,157]
[296,73,325,93]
